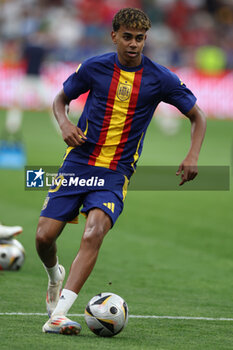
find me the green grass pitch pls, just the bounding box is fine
[0,109,233,349]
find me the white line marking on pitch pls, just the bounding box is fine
[0,313,233,321]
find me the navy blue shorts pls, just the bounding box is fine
[40,161,128,227]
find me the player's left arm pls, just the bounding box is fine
[176,103,207,186]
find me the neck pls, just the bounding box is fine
[117,53,142,67]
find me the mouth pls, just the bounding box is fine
[126,51,138,58]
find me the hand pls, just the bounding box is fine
[176,158,198,186]
[60,120,87,147]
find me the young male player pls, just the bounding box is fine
[36,8,206,335]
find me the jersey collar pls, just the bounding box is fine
[115,53,144,72]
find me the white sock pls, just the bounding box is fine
[44,258,61,284]
[52,289,78,317]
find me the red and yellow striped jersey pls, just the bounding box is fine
[63,53,196,178]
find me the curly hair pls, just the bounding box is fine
[112,8,151,32]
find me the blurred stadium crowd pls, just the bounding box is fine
[0,0,232,70]
[0,0,232,171]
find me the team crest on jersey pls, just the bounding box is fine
[117,83,131,101]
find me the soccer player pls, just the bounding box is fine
[36,8,206,335]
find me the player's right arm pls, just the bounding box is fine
[53,89,87,147]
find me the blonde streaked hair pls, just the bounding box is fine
[112,8,151,32]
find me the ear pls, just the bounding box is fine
[111,31,117,44]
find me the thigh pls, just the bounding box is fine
[81,190,124,228]
[84,208,112,234]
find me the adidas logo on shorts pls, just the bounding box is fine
[103,202,115,213]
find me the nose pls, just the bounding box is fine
[129,39,137,48]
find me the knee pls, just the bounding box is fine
[36,224,54,249]
[82,224,106,249]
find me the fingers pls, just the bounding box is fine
[70,127,87,146]
[176,164,183,176]
[64,132,84,147]
[62,125,87,147]
[176,165,198,186]
[77,127,87,141]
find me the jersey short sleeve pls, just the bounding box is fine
[63,62,91,100]
[161,69,196,115]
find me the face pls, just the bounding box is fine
[111,25,147,67]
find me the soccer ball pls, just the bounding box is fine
[0,239,25,270]
[85,292,129,337]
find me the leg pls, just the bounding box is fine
[42,208,111,335]
[36,216,66,317]
[64,208,112,293]
[36,216,66,268]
